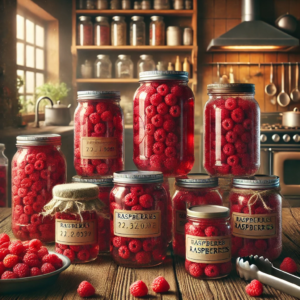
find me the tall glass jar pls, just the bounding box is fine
[110,171,168,267]
[11,134,66,242]
[115,55,134,78]
[122,0,131,9]
[229,175,282,261]
[94,55,112,78]
[185,206,232,279]
[133,71,194,176]
[172,174,223,257]
[137,55,156,77]
[74,91,124,176]
[130,16,146,46]
[204,84,260,177]
[111,16,127,46]
[150,16,165,46]
[94,16,110,46]
[77,16,93,46]
[0,144,8,207]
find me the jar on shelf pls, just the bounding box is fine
[94,55,112,78]
[77,0,85,9]
[167,26,182,46]
[111,0,121,9]
[154,0,170,9]
[77,16,93,45]
[130,16,146,46]
[81,59,93,78]
[183,27,193,45]
[111,16,127,46]
[185,206,232,279]
[74,91,124,176]
[185,0,192,9]
[134,1,141,9]
[137,55,156,77]
[204,84,260,177]
[174,0,184,10]
[94,16,110,46]
[133,71,194,176]
[0,144,8,207]
[229,175,282,261]
[122,0,131,9]
[141,0,151,9]
[150,16,165,46]
[86,0,96,9]
[11,134,66,242]
[96,0,108,9]
[172,174,223,257]
[110,171,169,267]
[115,55,133,78]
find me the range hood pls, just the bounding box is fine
[207,0,299,52]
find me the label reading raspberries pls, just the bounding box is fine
[114,209,161,238]
[55,219,97,245]
[175,210,187,234]
[186,235,231,264]
[81,137,118,159]
[232,212,277,239]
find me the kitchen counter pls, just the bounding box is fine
[0,207,299,299]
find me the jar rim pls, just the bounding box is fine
[16,134,61,146]
[72,175,113,187]
[112,16,125,21]
[150,16,164,21]
[95,16,108,22]
[113,170,163,184]
[232,175,279,189]
[131,16,144,21]
[175,173,218,188]
[187,205,230,219]
[77,90,120,100]
[78,16,91,21]
[139,71,188,81]
[207,83,255,94]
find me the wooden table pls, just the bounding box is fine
[0,207,299,300]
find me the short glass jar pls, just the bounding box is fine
[111,0,121,9]
[96,0,108,9]
[0,144,8,207]
[167,26,181,46]
[172,174,223,257]
[110,171,169,267]
[137,55,156,77]
[185,0,192,9]
[94,55,112,78]
[130,16,146,46]
[11,134,66,242]
[122,0,131,9]
[74,91,124,176]
[141,0,151,9]
[229,175,282,261]
[94,16,110,46]
[81,59,93,78]
[154,0,170,9]
[115,55,134,78]
[183,27,193,45]
[133,71,194,176]
[111,16,127,46]
[150,16,165,46]
[174,0,184,9]
[204,84,260,177]
[77,16,93,46]
[185,206,232,279]
[86,0,95,9]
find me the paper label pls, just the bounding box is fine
[186,235,231,264]
[81,137,118,159]
[114,209,161,238]
[55,219,97,245]
[231,212,277,239]
[175,210,187,234]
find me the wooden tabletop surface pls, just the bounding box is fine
[0,207,299,300]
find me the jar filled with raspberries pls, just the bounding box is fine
[133,71,194,176]
[0,144,8,207]
[74,91,124,177]
[185,206,232,279]
[72,175,112,253]
[172,174,223,257]
[110,171,169,267]
[230,175,282,261]
[44,183,108,263]
[204,84,260,177]
[11,134,66,242]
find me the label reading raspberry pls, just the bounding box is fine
[81,137,118,159]
[114,209,161,238]
[232,212,277,239]
[175,210,187,234]
[186,235,231,264]
[55,219,97,245]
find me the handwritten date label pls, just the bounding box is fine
[81,137,118,159]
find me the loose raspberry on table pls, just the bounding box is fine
[77,250,90,261]
[130,280,148,297]
[222,118,234,131]
[150,93,163,106]
[139,194,153,208]
[205,226,219,237]
[13,263,30,278]
[0,233,10,245]
[189,263,203,277]
[280,257,297,274]
[41,263,55,274]
[77,281,96,298]
[152,276,170,293]
[225,97,237,110]
[124,193,139,207]
[0,248,10,260]
[245,280,263,297]
[30,267,42,276]
[8,241,24,255]
[118,245,130,259]
[3,254,19,268]
[204,264,220,277]
[157,84,169,96]
[1,271,18,279]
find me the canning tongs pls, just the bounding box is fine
[236,255,300,298]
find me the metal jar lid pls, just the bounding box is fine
[150,16,164,22]
[207,83,255,94]
[132,16,144,21]
[95,16,108,22]
[72,175,113,187]
[96,54,110,59]
[140,54,153,60]
[78,16,91,22]
[118,54,130,60]
[232,175,280,189]
[77,90,120,101]
[139,71,188,81]
[187,205,230,219]
[16,134,61,146]
[112,16,125,22]
[176,173,218,188]
[113,171,163,184]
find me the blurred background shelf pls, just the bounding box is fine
[76,10,194,16]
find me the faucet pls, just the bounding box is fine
[32,96,53,128]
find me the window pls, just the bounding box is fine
[16,10,46,114]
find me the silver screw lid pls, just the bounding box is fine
[95,16,108,22]
[232,175,280,189]
[77,90,120,100]
[113,171,163,184]
[72,175,113,187]
[16,134,61,146]
[207,83,255,94]
[187,205,230,219]
[139,71,188,81]
[112,16,125,21]
[79,16,92,21]
[176,173,218,188]
[131,16,144,21]
[151,16,164,21]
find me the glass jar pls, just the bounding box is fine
[111,0,121,9]
[115,55,134,78]
[185,0,192,9]
[150,16,165,46]
[111,16,127,46]
[204,84,260,177]
[0,144,8,207]
[96,0,108,9]
[172,174,223,257]
[183,27,193,45]
[94,16,110,46]
[11,134,66,242]
[86,0,95,9]
[134,1,141,9]
[133,71,194,176]
[74,91,124,176]
[154,0,170,9]
[110,171,168,267]
[229,175,282,261]
[94,55,112,78]
[77,16,93,46]
[81,59,93,78]
[141,0,151,9]
[122,0,131,9]
[167,26,181,46]
[185,206,232,279]
[174,0,184,9]
[130,16,146,46]
[137,55,156,77]
[77,0,85,9]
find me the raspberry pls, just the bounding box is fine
[55,247,63,255]
[29,239,43,251]
[226,131,238,143]
[165,93,177,106]
[26,154,36,164]
[34,160,45,170]
[24,253,41,267]
[254,239,267,251]
[280,257,297,274]
[145,124,155,135]
[163,119,176,132]
[101,111,113,122]
[124,193,139,206]
[223,143,235,156]
[231,204,243,213]
[241,132,251,143]
[41,263,55,274]
[24,205,33,215]
[151,114,164,127]
[0,248,10,260]
[204,264,220,277]
[13,263,30,278]
[205,226,219,237]
[171,85,183,97]
[29,171,40,181]
[96,163,109,175]
[77,250,90,261]
[225,97,237,110]
[37,246,49,259]
[3,254,19,268]
[227,155,239,166]
[88,112,100,124]
[245,280,263,297]
[146,105,157,118]
[130,280,148,297]
[139,194,153,208]
[77,281,96,298]
[18,187,28,197]
[154,129,167,142]
[164,157,176,170]
[0,233,10,245]
[94,122,106,134]
[128,239,142,253]
[165,133,178,146]
[63,249,75,262]
[132,205,143,210]
[186,223,205,237]
[118,245,130,259]
[235,141,247,154]
[153,142,165,154]
[231,108,245,123]
[189,263,203,277]
[1,271,18,279]
[142,239,154,252]
[243,119,251,130]
[150,93,163,106]
[36,152,46,161]
[222,118,234,131]
[233,124,245,136]
[157,102,169,115]
[163,146,176,158]
[169,105,181,117]
[112,236,126,248]
[255,207,268,214]
[0,262,6,276]
[8,241,24,255]
[69,245,81,252]
[20,178,32,188]
[96,102,108,114]
[84,104,95,116]
[136,251,151,264]
[151,276,170,293]
[30,267,42,276]
[157,84,169,96]
[31,181,43,191]
[231,165,245,176]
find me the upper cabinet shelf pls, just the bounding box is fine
[76,10,194,16]
[76,45,195,51]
